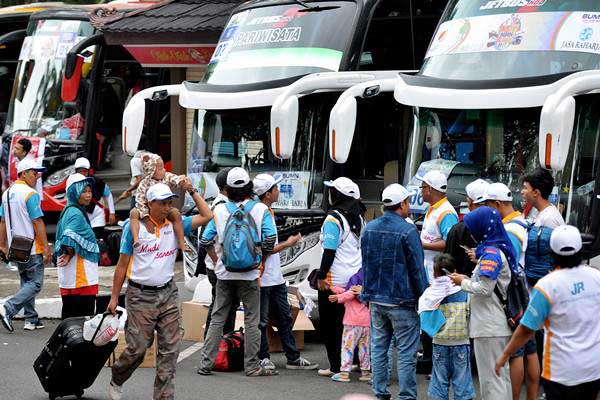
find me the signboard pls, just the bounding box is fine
[124,45,216,67]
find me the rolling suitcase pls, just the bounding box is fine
[34,313,120,400]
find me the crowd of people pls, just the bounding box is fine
[0,149,599,400]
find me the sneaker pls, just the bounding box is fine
[23,321,45,331]
[5,263,17,272]
[260,358,276,370]
[286,357,318,370]
[246,367,279,377]
[359,371,372,382]
[108,381,123,400]
[0,306,14,333]
[331,372,351,382]
[318,368,334,377]
[197,367,213,376]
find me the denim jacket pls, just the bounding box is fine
[361,211,428,307]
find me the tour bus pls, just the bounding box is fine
[2,1,162,212]
[327,0,600,257]
[122,0,446,295]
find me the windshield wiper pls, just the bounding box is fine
[294,0,340,12]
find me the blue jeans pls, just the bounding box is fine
[370,303,420,400]
[258,283,300,362]
[4,254,44,323]
[428,344,475,400]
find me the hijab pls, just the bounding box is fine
[54,178,100,262]
[463,206,517,274]
[328,189,366,237]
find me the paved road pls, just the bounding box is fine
[0,319,441,400]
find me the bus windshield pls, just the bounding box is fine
[421,0,600,79]
[204,1,356,85]
[188,94,336,209]
[4,19,93,139]
[403,107,540,216]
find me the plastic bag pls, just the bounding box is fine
[192,276,212,305]
[83,311,121,346]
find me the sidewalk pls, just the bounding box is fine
[0,261,185,318]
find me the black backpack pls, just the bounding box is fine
[494,271,530,330]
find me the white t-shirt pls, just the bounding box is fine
[260,208,286,287]
[203,193,228,271]
[534,205,565,229]
[59,254,98,289]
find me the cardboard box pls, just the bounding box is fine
[182,301,210,342]
[233,291,315,353]
[106,330,156,368]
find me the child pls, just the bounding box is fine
[328,269,371,383]
[418,254,475,400]
[129,153,190,250]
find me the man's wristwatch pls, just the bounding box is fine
[188,188,198,195]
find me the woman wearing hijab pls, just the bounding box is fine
[55,174,100,319]
[316,177,366,377]
[450,206,514,400]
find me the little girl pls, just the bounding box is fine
[130,153,189,250]
[328,269,371,382]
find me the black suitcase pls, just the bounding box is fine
[33,313,120,400]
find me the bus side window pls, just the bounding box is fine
[16,60,34,102]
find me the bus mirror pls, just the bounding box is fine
[539,95,575,171]
[61,55,83,103]
[270,96,298,159]
[122,96,146,155]
[328,97,357,163]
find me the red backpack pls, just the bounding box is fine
[213,329,244,372]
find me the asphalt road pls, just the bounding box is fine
[0,319,440,400]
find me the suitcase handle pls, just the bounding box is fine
[91,310,123,342]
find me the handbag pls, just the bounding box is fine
[6,187,34,263]
[307,269,319,290]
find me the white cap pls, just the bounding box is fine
[253,174,282,196]
[466,179,490,204]
[146,183,178,202]
[550,225,582,256]
[417,170,447,193]
[66,173,89,190]
[324,177,360,199]
[227,167,250,188]
[484,182,513,203]
[17,158,46,174]
[74,157,91,170]
[382,183,413,206]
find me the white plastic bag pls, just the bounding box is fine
[192,276,213,305]
[83,312,120,346]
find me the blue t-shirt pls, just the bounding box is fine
[439,213,459,241]
[0,192,43,220]
[321,218,341,250]
[520,288,551,331]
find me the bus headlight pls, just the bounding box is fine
[44,165,76,187]
[279,231,320,267]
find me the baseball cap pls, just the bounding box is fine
[17,158,46,174]
[382,183,414,206]
[466,179,490,204]
[74,157,91,170]
[253,174,282,196]
[65,173,94,190]
[227,167,250,188]
[324,177,360,199]
[146,183,179,202]
[417,170,447,193]
[484,182,513,203]
[550,225,582,256]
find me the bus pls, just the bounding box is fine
[122,0,446,295]
[328,0,600,258]
[2,1,163,212]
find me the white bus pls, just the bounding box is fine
[328,0,600,257]
[122,0,445,297]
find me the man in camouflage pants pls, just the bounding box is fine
[107,183,212,399]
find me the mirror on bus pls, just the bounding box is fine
[539,94,575,171]
[61,54,84,103]
[270,95,298,159]
[329,96,356,163]
[122,93,146,155]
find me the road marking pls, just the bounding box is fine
[177,342,203,363]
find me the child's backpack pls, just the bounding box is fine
[524,225,554,281]
[213,329,244,372]
[221,201,262,272]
